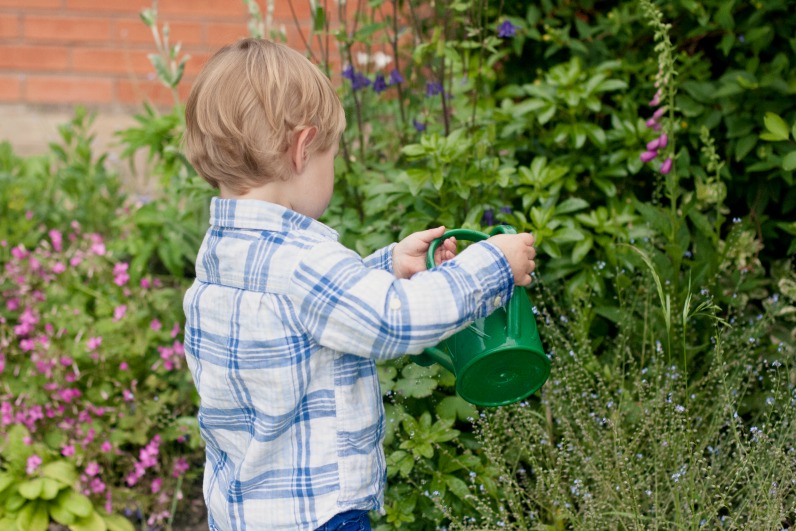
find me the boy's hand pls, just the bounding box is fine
[487,233,537,286]
[393,226,457,280]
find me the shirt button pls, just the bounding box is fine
[389,297,402,311]
[493,296,503,308]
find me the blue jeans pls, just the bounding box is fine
[315,510,371,531]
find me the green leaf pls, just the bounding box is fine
[782,151,796,171]
[69,509,107,531]
[61,489,93,518]
[0,472,14,493]
[40,478,61,500]
[763,112,790,141]
[102,513,135,531]
[734,134,757,162]
[445,475,471,501]
[571,236,593,263]
[552,227,585,243]
[41,461,79,487]
[17,501,49,531]
[49,502,77,526]
[394,364,438,398]
[18,479,43,500]
[555,197,589,215]
[435,395,477,422]
[312,6,326,32]
[6,493,27,512]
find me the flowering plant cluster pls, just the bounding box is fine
[0,220,201,530]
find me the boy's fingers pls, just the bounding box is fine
[415,226,446,245]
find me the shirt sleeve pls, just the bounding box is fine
[362,243,396,274]
[287,240,514,360]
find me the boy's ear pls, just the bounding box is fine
[291,126,318,174]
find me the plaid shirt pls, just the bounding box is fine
[183,198,514,530]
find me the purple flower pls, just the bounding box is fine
[497,20,516,38]
[425,81,443,97]
[342,64,355,81]
[646,138,660,151]
[482,209,495,226]
[351,72,371,91]
[388,69,404,85]
[652,107,667,120]
[645,117,658,128]
[660,158,673,174]
[412,119,426,132]
[373,73,387,94]
[500,206,512,214]
[658,133,668,148]
[640,150,658,163]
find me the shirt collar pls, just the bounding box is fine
[209,197,339,241]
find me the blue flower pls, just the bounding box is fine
[500,206,512,214]
[373,73,387,94]
[389,69,404,85]
[412,119,426,132]
[481,209,495,226]
[351,72,371,91]
[425,81,443,97]
[498,20,516,38]
[342,64,355,81]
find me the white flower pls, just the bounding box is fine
[372,51,393,69]
[356,52,370,66]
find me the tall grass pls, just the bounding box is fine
[433,261,795,529]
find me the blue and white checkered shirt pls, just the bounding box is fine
[183,198,514,530]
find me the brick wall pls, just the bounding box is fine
[0,0,318,108]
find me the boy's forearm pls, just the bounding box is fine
[289,241,513,360]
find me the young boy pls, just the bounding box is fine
[182,38,536,531]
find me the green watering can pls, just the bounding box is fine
[414,225,550,407]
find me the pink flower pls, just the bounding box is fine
[113,305,127,322]
[646,138,660,151]
[87,336,102,350]
[105,492,113,514]
[119,362,129,371]
[172,458,190,478]
[85,462,101,477]
[140,278,151,289]
[101,441,113,453]
[151,477,163,494]
[26,454,42,475]
[640,150,658,163]
[150,319,162,331]
[652,106,667,120]
[171,322,181,338]
[123,389,134,402]
[0,354,4,374]
[660,158,673,174]
[658,133,668,148]
[70,256,83,267]
[113,262,130,286]
[49,230,63,252]
[52,262,67,274]
[90,478,106,494]
[645,117,658,128]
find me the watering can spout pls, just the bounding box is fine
[415,347,454,373]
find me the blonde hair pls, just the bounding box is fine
[184,38,346,194]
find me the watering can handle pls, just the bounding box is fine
[425,225,517,269]
[426,225,525,336]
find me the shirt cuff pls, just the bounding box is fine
[362,243,397,274]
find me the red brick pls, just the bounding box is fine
[159,0,247,19]
[0,74,22,101]
[0,45,69,71]
[116,77,192,106]
[24,15,111,43]
[26,75,113,104]
[0,0,62,7]
[183,51,212,76]
[113,19,204,46]
[0,13,20,39]
[204,22,248,47]
[64,0,149,13]
[72,47,153,75]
